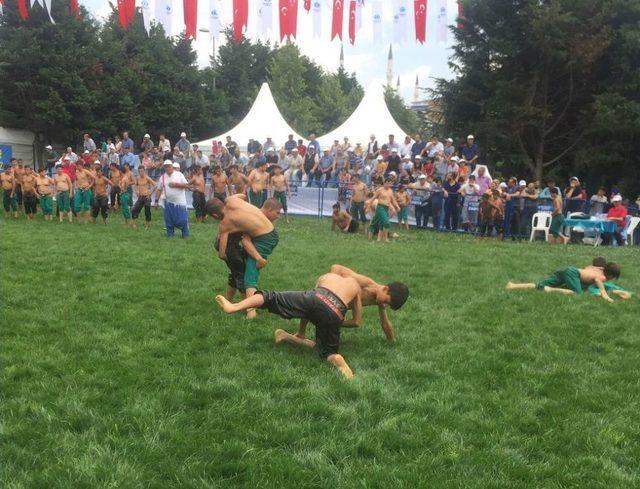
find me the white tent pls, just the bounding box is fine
[194,83,303,153]
[317,83,410,147]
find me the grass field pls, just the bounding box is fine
[2,211,640,488]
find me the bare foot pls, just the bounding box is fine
[246,308,257,319]
[543,286,553,293]
[505,281,515,290]
[562,235,570,245]
[274,329,287,344]
[256,257,268,269]
[215,295,234,313]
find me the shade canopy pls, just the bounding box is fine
[317,83,410,147]
[194,83,303,152]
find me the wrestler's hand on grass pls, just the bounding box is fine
[294,332,305,340]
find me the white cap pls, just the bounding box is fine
[248,153,255,158]
[570,176,580,183]
[163,159,173,166]
[180,132,186,137]
[55,162,62,167]
[83,150,89,154]
[467,134,474,139]
[292,147,298,151]
[389,171,397,176]
[402,155,410,160]
[376,155,384,160]
[370,134,376,138]
[450,156,460,161]
[391,148,398,152]
[144,133,150,138]
[418,174,427,179]
[611,195,622,202]
[172,162,180,169]
[499,182,507,188]
[240,153,247,159]
[45,145,52,150]
[446,138,453,143]
[519,180,526,186]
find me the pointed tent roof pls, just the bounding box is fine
[317,83,410,147]
[194,83,302,152]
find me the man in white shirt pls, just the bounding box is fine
[400,135,413,157]
[285,148,304,184]
[155,160,190,238]
[426,135,444,158]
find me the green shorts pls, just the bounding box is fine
[369,204,390,232]
[249,189,265,208]
[40,194,53,215]
[56,191,71,212]
[398,206,408,223]
[75,188,93,212]
[549,213,565,237]
[244,229,279,289]
[536,267,583,294]
[3,190,17,212]
[120,189,132,219]
[273,190,287,212]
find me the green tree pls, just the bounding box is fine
[0,2,100,150]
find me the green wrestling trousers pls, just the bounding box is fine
[120,190,132,219]
[536,267,582,294]
[369,203,390,232]
[244,229,279,289]
[40,194,53,215]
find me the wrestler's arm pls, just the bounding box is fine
[231,193,247,201]
[342,290,362,328]
[378,305,395,342]
[329,264,375,288]
[241,234,267,267]
[296,319,309,338]
[594,278,614,303]
[217,222,231,259]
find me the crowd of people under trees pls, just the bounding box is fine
[1,130,639,247]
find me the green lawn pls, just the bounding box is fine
[2,212,639,488]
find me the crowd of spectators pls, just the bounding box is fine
[2,129,639,246]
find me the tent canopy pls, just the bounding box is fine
[194,83,303,153]
[317,83,410,148]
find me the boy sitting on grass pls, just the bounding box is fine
[331,203,358,233]
[506,261,622,302]
[215,272,363,379]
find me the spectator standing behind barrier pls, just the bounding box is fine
[44,145,58,175]
[284,134,296,154]
[428,177,444,230]
[411,135,426,160]
[538,179,561,199]
[156,160,189,238]
[460,175,480,233]
[307,133,320,154]
[461,135,479,172]
[564,177,584,213]
[303,147,318,186]
[83,134,97,152]
[519,181,538,237]
[410,174,430,228]
[503,177,521,239]
[443,173,461,231]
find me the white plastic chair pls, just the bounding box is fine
[530,212,552,242]
[624,216,640,246]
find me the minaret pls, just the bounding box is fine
[414,74,419,101]
[396,75,400,93]
[339,44,344,70]
[386,44,393,88]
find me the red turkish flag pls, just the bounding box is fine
[17,0,28,19]
[331,0,343,40]
[414,0,427,43]
[69,0,80,16]
[348,0,356,44]
[303,0,310,11]
[117,0,135,28]
[184,0,198,38]
[233,0,248,41]
[280,0,299,40]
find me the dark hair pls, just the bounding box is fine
[387,282,409,310]
[230,164,238,171]
[549,187,559,196]
[262,197,282,212]
[332,203,341,210]
[592,257,607,268]
[205,197,225,217]
[604,262,620,280]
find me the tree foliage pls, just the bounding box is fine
[433,0,640,195]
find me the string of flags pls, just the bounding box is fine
[5,0,465,44]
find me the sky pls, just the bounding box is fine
[84,0,458,102]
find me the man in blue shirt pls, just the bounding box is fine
[411,134,426,160]
[315,148,335,187]
[460,135,479,172]
[121,132,134,154]
[283,134,297,154]
[307,133,321,154]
